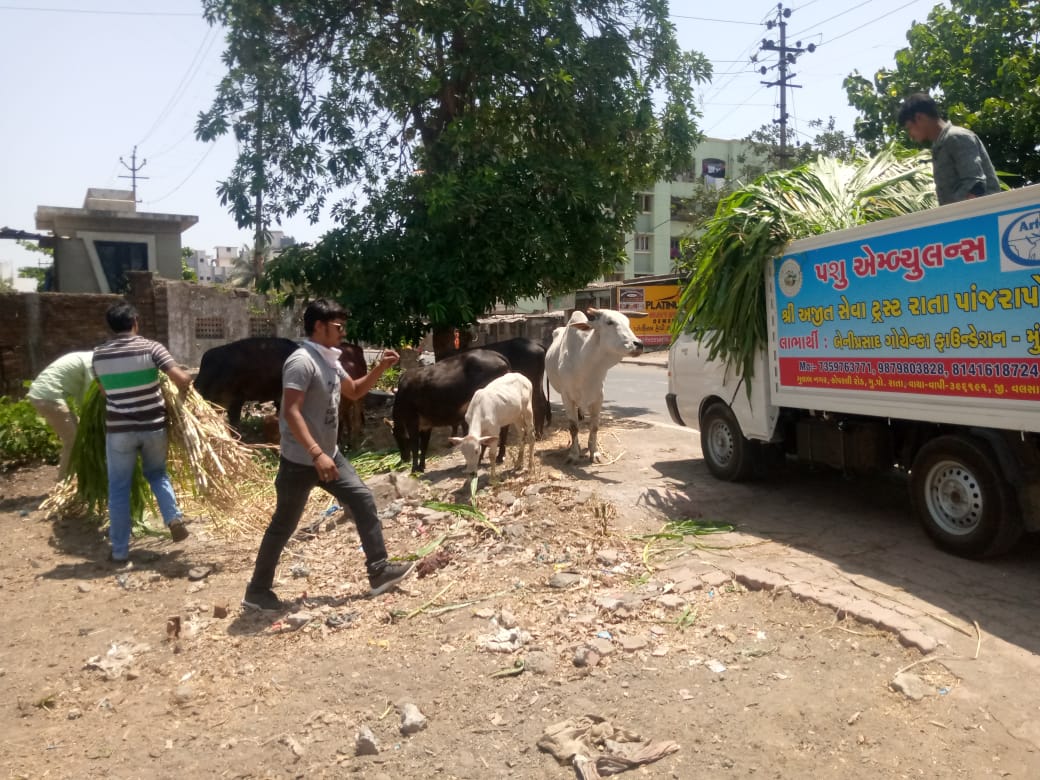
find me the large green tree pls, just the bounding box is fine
[844,0,1040,185]
[197,0,710,345]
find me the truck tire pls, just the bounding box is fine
[909,435,1023,558]
[700,402,759,482]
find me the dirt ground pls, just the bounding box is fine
[2,409,1036,779]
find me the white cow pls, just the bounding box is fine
[450,372,535,480]
[546,308,645,463]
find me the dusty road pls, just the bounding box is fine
[3,364,1040,778]
[604,353,1040,753]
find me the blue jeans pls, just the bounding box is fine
[247,453,388,592]
[106,429,182,559]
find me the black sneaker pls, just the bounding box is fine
[108,552,132,570]
[241,588,284,611]
[368,561,416,597]
[169,520,189,542]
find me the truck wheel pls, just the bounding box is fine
[909,435,1022,558]
[700,402,758,482]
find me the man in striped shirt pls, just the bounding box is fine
[93,302,193,563]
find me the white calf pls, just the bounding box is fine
[546,308,645,463]
[450,372,535,479]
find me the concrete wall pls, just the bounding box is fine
[165,283,300,367]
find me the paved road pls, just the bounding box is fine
[600,357,687,430]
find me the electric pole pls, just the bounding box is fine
[757,3,815,166]
[118,145,149,202]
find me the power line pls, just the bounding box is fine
[137,25,219,147]
[0,5,199,16]
[144,144,218,205]
[818,0,927,47]
[789,0,874,36]
[670,14,760,25]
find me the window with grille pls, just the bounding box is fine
[634,234,652,252]
[195,317,225,339]
[636,193,653,213]
[249,317,276,337]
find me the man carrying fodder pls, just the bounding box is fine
[92,302,193,564]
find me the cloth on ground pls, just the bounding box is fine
[537,714,679,778]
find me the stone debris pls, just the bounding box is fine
[279,734,304,760]
[573,647,601,668]
[524,650,555,675]
[890,671,931,701]
[355,725,380,756]
[549,572,582,589]
[187,566,212,581]
[398,702,428,735]
[497,608,518,629]
[618,635,648,652]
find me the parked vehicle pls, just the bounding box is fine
[667,185,1040,558]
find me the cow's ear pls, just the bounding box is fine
[587,307,600,319]
[478,436,496,445]
[449,436,463,446]
[382,417,394,429]
[571,321,592,331]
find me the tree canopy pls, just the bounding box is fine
[844,0,1040,185]
[197,0,710,344]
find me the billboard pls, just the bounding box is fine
[619,284,682,346]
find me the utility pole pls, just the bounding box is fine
[757,3,815,167]
[118,145,149,202]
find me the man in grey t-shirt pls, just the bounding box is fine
[242,299,412,611]
[898,92,1000,206]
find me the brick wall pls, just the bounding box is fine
[0,292,119,396]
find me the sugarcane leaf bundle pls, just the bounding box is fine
[160,376,274,532]
[43,380,152,528]
[672,146,936,382]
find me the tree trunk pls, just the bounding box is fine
[431,326,456,361]
[430,326,475,361]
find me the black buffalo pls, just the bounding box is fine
[389,349,511,473]
[195,338,367,444]
[194,337,298,425]
[475,337,550,437]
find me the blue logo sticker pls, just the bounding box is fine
[1001,209,1040,267]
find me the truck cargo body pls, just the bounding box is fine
[667,185,1040,558]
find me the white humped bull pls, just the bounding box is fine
[545,308,645,463]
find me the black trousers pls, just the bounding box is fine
[248,452,388,591]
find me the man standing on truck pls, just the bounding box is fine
[898,92,1000,206]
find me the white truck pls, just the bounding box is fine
[666,185,1040,558]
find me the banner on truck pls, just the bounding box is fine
[619,284,680,346]
[772,204,1040,402]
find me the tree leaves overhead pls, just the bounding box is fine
[844,0,1040,185]
[672,148,936,383]
[197,1,711,343]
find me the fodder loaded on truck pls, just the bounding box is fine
[666,152,1040,559]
